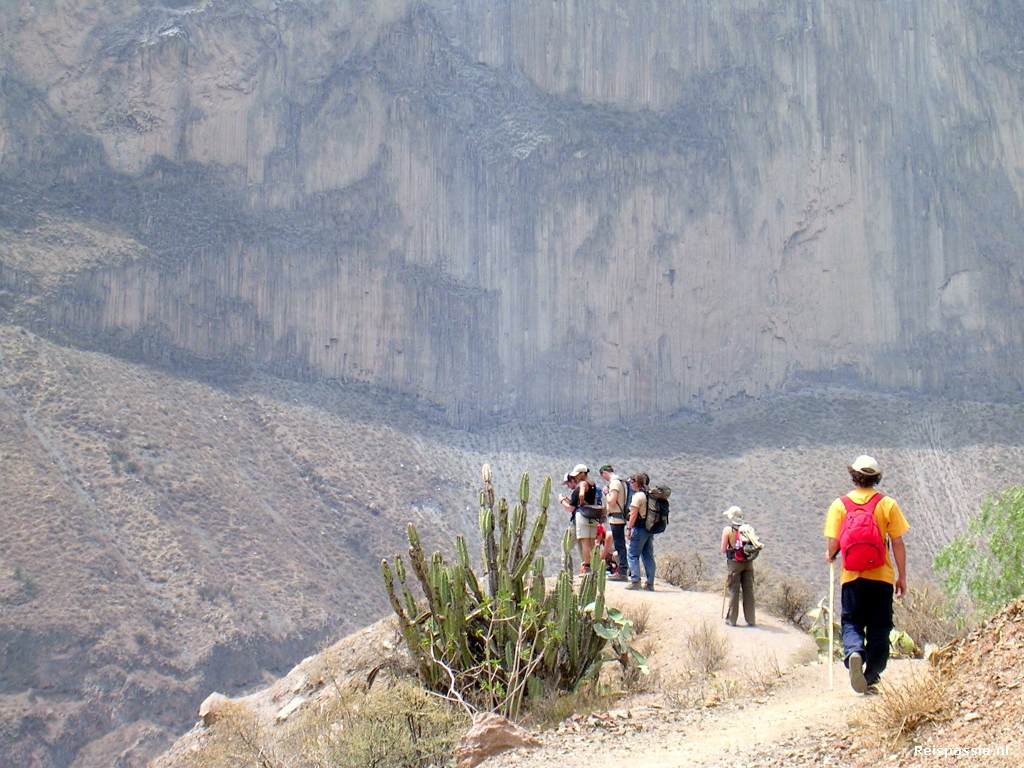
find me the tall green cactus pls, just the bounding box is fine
[379,465,635,719]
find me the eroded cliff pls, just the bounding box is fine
[3,0,1023,426]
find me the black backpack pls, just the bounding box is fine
[578,484,606,521]
[644,486,671,533]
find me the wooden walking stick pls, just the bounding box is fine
[828,559,836,691]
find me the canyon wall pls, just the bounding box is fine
[2,0,1023,426]
[6,4,1024,765]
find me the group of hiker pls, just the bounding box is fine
[558,464,659,591]
[558,454,910,696]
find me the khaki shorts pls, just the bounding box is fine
[575,515,598,539]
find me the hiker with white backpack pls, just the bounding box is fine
[720,505,762,627]
[824,455,910,695]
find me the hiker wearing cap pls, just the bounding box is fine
[824,455,910,695]
[600,464,629,581]
[558,464,598,574]
[625,473,656,591]
[721,506,757,627]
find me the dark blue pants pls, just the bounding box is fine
[610,523,628,575]
[841,577,894,686]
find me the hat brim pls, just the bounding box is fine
[850,465,880,475]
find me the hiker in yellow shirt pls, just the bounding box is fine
[824,455,909,695]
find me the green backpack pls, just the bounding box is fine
[644,486,671,533]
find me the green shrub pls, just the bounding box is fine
[935,486,1024,619]
[380,466,646,720]
[806,595,841,662]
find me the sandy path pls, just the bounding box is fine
[483,578,915,768]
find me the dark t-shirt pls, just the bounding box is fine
[570,483,597,509]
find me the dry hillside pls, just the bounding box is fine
[3,325,1024,766]
[152,583,1024,768]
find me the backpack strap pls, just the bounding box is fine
[608,477,626,518]
[840,493,883,514]
[633,491,649,522]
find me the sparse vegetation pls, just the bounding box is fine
[744,651,783,696]
[627,602,652,636]
[684,618,731,678]
[935,486,1024,620]
[893,584,960,649]
[662,671,741,710]
[859,667,954,746]
[756,565,815,626]
[291,680,467,768]
[176,701,282,768]
[658,550,715,591]
[521,681,619,730]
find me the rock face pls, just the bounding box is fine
[2,1,1023,426]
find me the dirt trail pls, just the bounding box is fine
[483,579,916,768]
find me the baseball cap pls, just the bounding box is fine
[570,463,589,477]
[599,463,614,474]
[850,455,880,475]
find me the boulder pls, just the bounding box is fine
[453,712,539,768]
[197,693,229,726]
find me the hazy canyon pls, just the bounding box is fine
[2,1,1024,766]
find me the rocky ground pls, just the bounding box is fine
[480,592,1024,768]
[865,597,1024,768]
[153,582,1024,768]
[478,581,902,768]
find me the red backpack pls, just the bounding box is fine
[838,493,886,571]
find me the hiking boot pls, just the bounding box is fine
[644,582,655,591]
[864,684,880,696]
[625,581,643,590]
[724,620,737,627]
[608,573,629,582]
[848,652,867,693]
